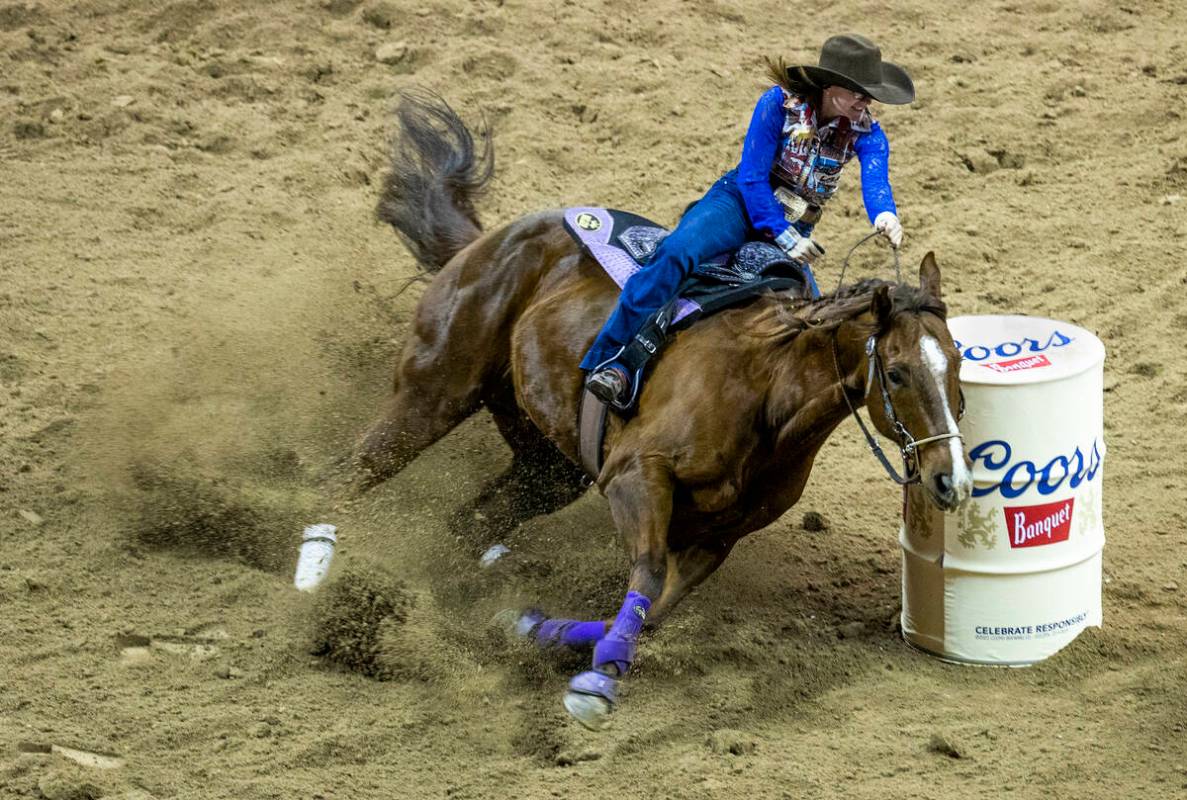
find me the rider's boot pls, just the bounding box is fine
[585,363,632,406]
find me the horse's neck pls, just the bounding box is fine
[763,325,863,454]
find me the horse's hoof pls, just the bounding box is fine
[491,608,519,634]
[492,608,545,639]
[563,691,613,731]
[564,669,618,730]
[479,543,511,568]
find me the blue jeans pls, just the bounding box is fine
[580,171,754,371]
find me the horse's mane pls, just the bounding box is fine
[744,279,948,345]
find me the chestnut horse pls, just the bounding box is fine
[357,93,972,729]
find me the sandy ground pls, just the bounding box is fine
[3,1,1187,798]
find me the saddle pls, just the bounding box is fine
[563,206,820,478]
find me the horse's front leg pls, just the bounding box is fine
[563,457,673,730]
[646,539,737,625]
[507,539,734,644]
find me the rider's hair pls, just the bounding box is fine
[764,56,822,108]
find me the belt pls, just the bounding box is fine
[773,186,823,225]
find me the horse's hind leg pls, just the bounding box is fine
[448,389,587,555]
[357,387,475,490]
[355,215,569,491]
[356,279,493,488]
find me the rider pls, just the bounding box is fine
[583,33,916,406]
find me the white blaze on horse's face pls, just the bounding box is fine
[920,335,973,504]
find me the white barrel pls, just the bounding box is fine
[901,315,1106,665]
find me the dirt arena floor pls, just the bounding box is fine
[3,1,1187,798]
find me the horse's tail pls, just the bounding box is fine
[377,90,494,272]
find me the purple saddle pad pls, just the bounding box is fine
[562,206,701,325]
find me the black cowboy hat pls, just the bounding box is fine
[791,34,915,105]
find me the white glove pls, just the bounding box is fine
[874,211,903,248]
[788,236,824,264]
[775,228,825,265]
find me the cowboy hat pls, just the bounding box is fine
[791,34,915,105]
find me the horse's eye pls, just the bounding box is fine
[886,367,906,388]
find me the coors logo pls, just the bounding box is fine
[1004,498,1075,548]
[954,329,1074,362]
[982,354,1052,374]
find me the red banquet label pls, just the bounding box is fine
[1004,498,1075,548]
[981,354,1052,374]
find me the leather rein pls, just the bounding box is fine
[831,333,964,486]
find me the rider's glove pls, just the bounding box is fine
[874,211,903,248]
[775,227,825,265]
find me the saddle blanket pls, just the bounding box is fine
[562,206,702,324]
[563,206,813,324]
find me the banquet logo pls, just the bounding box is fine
[954,330,1074,362]
[968,438,1103,498]
[982,354,1052,374]
[1005,498,1075,548]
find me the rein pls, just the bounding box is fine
[826,234,960,485]
[835,230,901,295]
[831,331,964,487]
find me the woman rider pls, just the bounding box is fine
[582,33,916,406]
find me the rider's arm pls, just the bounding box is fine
[853,120,897,224]
[736,86,799,248]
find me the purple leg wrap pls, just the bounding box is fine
[535,619,607,648]
[567,592,652,707]
[591,591,651,675]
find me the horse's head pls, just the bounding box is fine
[861,253,972,511]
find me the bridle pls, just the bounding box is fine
[828,236,963,485]
[831,332,964,486]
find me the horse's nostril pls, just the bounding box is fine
[934,473,953,497]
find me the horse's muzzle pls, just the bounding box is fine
[927,470,970,512]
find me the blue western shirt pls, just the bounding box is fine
[734,85,897,244]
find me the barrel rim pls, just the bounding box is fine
[949,313,1105,387]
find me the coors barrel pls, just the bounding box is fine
[900,315,1106,665]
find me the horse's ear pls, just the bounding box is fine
[919,251,942,301]
[871,284,893,326]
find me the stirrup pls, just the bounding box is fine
[585,298,678,413]
[586,366,630,405]
[586,355,642,412]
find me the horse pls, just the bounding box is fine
[356,92,973,729]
